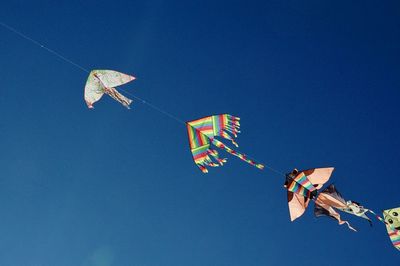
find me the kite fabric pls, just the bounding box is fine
[186,114,264,173]
[84,70,135,109]
[383,207,400,251]
[284,167,334,221]
[339,201,372,226]
[314,184,358,231]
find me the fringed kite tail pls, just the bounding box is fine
[105,87,133,109]
[211,139,264,170]
[207,148,227,166]
[218,115,241,147]
[191,146,228,173]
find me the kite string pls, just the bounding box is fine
[118,88,186,125]
[0,21,284,177]
[263,165,285,176]
[0,22,90,74]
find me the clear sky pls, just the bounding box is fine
[0,0,399,265]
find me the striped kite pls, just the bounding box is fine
[284,167,334,221]
[186,114,264,173]
[383,207,400,251]
[84,70,135,109]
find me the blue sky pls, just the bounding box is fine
[0,0,399,265]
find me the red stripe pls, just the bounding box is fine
[195,130,205,146]
[219,115,224,131]
[193,153,207,160]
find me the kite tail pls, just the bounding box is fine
[339,220,357,232]
[192,145,228,173]
[220,115,241,147]
[105,87,133,109]
[208,149,228,164]
[211,139,264,170]
[316,200,358,232]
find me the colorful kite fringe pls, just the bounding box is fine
[186,114,264,173]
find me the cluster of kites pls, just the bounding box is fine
[85,69,399,252]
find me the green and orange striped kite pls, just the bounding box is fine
[186,114,264,173]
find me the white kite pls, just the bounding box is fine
[84,70,135,109]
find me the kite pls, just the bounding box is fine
[314,184,372,231]
[186,114,264,173]
[84,70,135,109]
[284,167,334,221]
[383,207,400,251]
